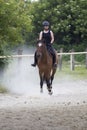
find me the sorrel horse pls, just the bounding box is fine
[36,40,58,95]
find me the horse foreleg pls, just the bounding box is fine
[40,76,43,93]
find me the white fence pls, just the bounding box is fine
[0,50,87,71]
[58,48,87,71]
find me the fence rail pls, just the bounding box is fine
[0,50,87,71]
[58,52,87,55]
[0,54,34,59]
[0,51,87,58]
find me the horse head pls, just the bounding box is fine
[36,40,46,59]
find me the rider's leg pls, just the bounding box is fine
[48,46,57,67]
[31,51,37,67]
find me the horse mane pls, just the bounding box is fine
[37,39,46,45]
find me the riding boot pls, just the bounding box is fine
[31,52,37,67]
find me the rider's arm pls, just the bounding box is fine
[50,31,54,44]
[39,31,43,40]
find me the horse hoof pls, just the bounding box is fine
[49,91,53,95]
[40,90,43,93]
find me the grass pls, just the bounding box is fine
[0,85,8,93]
[56,62,87,80]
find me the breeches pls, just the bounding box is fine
[46,45,55,55]
[46,45,56,64]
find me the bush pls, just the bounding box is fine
[54,42,87,52]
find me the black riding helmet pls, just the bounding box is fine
[42,21,50,26]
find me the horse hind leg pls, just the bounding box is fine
[46,79,53,95]
[51,69,56,85]
[51,75,54,85]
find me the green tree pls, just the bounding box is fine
[0,0,32,46]
[0,0,32,67]
[31,0,87,50]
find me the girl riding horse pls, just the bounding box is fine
[31,21,57,68]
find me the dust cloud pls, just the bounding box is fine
[0,45,87,100]
[0,46,44,95]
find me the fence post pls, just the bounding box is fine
[18,49,23,63]
[70,49,75,71]
[86,48,87,69]
[59,48,63,71]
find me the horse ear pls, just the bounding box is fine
[36,39,46,45]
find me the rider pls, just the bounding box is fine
[31,21,57,67]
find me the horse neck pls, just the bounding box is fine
[41,47,48,63]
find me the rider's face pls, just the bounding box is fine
[44,26,49,30]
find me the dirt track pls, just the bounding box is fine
[0,93,87,130]
[0,56,87,130]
